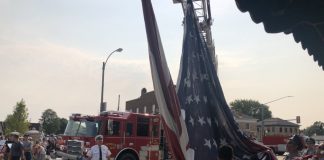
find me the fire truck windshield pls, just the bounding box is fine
[64,120,98,136]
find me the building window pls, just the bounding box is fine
[284,127,288,133]
[279,127,282,132]
[289,128,292,133]
[294,128,297,133]
[144,106,147,113]
[272,127,275,132]
[245,123,250,130]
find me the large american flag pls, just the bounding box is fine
[176,1,277,160]
[141,0,188,159]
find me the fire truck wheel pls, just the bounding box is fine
[117,152,137,160]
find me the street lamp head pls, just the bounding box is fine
[116,48,123,52]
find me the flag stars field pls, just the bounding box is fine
[198,116,206,126]
[204,138,212,149]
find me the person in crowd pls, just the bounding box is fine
[9,134,24,160]
[218,145,234,160]
[284,135,305,160]
[45,137,56,160]
[303,137,317,157]
[87,135,111,160]
[55,136,64,150]
[0,136,5,159]
[33,141,46,160]
[3,135,13,160]
[22,134,32,160]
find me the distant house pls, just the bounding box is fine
[257,118,300,140]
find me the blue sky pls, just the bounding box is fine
[0,0,323,129]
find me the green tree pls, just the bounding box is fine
[41,109,60,134]
[230,99,272,121]
[303,121,324,136]
[4,99,30,135]
[58,118,68,134]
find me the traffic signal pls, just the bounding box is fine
[296,116,301,123]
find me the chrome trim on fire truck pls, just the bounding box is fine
[115,147,139,160]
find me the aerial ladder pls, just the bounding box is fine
[173,0,218,71]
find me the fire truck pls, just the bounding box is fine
[262,135,290,155]
[56,111,170,160]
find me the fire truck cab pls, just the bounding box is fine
[57,111,166,160]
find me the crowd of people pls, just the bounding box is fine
[284,135,324,160]
[0,133,111,160]
[0,133,64,160]
[1,132,324,160]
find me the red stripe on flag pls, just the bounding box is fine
[141,0,188,159]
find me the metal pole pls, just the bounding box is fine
[117,94,120,111]
[100,62,106,112]
[261,106,264,142]
[99,48,123,113]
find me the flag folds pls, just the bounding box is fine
[176,1,277,160]
[141,0,188,159]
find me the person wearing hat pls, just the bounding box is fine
[302,137,316,157]
[22,134,32,160]
[87,135,111,160]
[9,134,24,160]
[284,135,304,160]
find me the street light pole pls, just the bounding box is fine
[260,96,293,142]
[100,48,123,113]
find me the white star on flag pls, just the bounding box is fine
[198,116,206,126]
[194,95,200,104]
[184,78,191,88]
[186,95,193,104]
[220,138,227,146]
[189,116,195,126]
[204,139,212,149]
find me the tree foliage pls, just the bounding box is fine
[4,99,29,135]
[303,121,324,136]
[230,99,272,121]
[58,118,68,134]
[41,109,60,135]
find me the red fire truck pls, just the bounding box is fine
[56,111,170,160]
[262,135,290,155]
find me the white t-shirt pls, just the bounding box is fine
[87,145,111,160]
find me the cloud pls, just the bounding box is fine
[0,39,152,121]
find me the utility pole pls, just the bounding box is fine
[100,48,123,112]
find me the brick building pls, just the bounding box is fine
[125,88,159,114]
